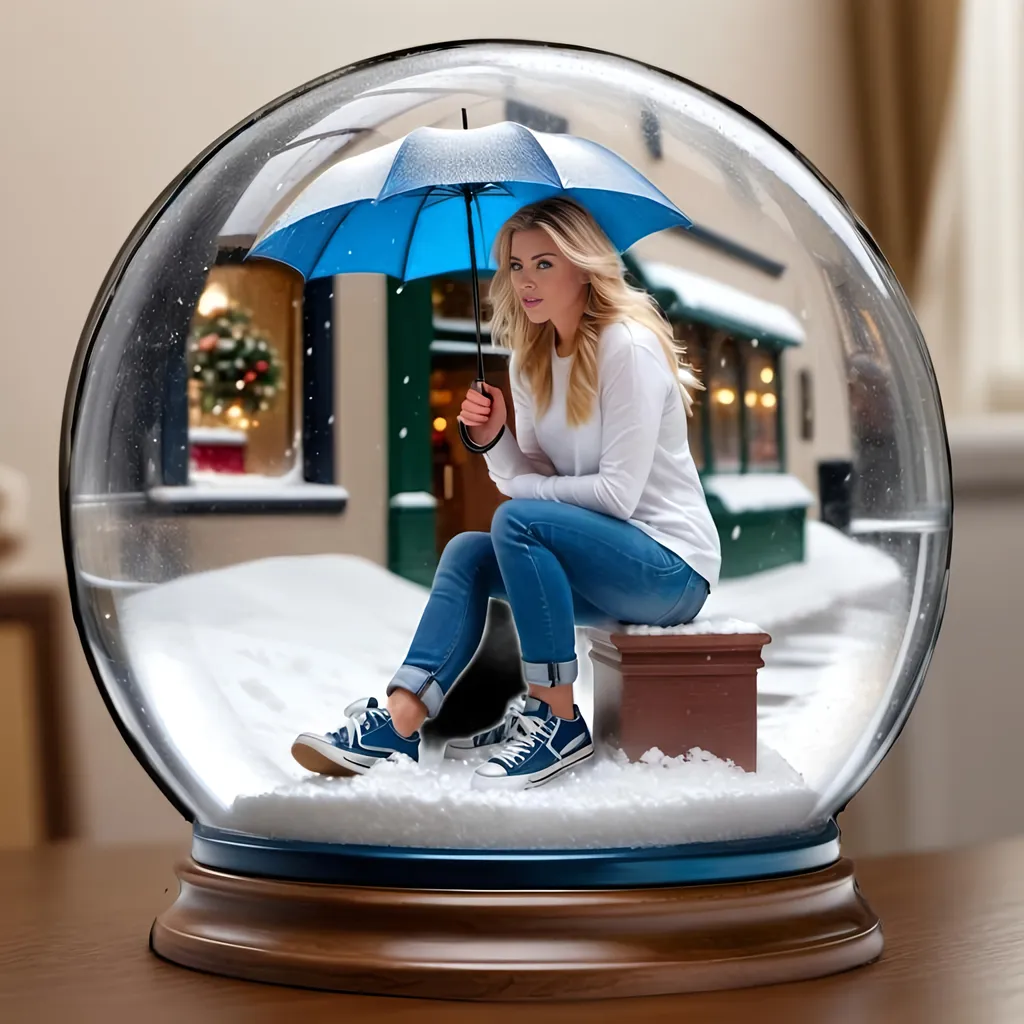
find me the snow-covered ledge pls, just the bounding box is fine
[703,473,814,513]
[146,462,349,513]
[947,414,1024,492]
[147,480,349,513]
[622,617,765,635]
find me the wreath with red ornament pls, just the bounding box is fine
[188,304,284,417]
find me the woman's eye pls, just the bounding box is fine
[510,263,522,272]
[537,260,552,270]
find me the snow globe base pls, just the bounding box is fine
[150,823,883,1000]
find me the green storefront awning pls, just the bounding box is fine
[637,260,806,349]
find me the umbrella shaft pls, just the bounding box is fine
[462,189,486,383]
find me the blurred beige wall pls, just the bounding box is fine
[0,0,869,842]
[840,422,1024,858]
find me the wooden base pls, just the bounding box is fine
[151,857,883,1000]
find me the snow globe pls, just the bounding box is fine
[62,40,950,999]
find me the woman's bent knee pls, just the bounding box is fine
[490,498,543,539]
[438,530,493,568]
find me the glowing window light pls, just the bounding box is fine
[760,367,775,384]
[761,393,777,408]
[433,417,448,432]
[197,283,229,317]
[744,390,757,407]
[715,388,736,405]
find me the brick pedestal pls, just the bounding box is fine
[586,628,770,772]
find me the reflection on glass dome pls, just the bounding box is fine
[63,42,950,868]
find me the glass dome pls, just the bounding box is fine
[62,40,950,885]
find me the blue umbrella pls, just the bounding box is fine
[249,110,690,450]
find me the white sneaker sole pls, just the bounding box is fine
[471,744,595,791]
[291,734,381,777]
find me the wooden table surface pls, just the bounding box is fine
[2,839,1024,1022]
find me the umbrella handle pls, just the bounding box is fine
[458,379,504,454]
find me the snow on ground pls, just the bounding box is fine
[114,519,906,848]
[697,519,903,632]
[754,597,901,799]
[622,617,765,635]
[695,520,907,799]
[116,556,430,808]
[229,743,815,849]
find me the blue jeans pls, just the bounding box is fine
[387,499,710,717]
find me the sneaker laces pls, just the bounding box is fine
[328,698,391,745]
[491,714,554,768]
[498,699,532,741]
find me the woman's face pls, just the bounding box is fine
[508,227,589,326]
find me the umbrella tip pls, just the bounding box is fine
[461,107,468,130]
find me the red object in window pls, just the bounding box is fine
[189,428,247,474]
[191,444,246,473]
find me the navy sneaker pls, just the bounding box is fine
[444,694,533,759]
[472,700,594,790]
[291,697,420,776]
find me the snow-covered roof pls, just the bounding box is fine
[703,473,814,514]
[640,260,806,348]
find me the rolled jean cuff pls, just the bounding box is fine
[523,657,578,687]
[386,665,446,718]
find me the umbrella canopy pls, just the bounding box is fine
[248,120,691,281]
[248,117,691,453]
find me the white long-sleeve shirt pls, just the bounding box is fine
[484,319,723,588]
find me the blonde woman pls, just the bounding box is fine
[292,196,721,790]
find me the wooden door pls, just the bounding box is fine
[429,356,513,553]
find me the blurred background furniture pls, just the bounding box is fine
[0,588,68,848]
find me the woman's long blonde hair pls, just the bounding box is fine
[488,196,702,426]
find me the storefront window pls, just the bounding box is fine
[744,346,781,469]
[186,263,302,480]
[708,333,742,472]
[431,276,493,325]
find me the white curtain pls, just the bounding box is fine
[914,0,1024,416]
